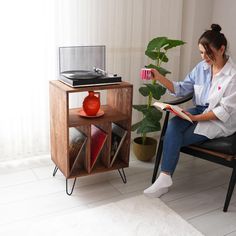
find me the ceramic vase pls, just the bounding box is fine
[83,91,100,116]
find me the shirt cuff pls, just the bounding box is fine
[212,106,230,123]
[168,82,179,96]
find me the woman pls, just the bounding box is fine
[144,24,236,198]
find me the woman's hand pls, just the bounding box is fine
[150,68,163,81]
[183,111,199,122]
[184,110,218,122]
[150,69,175,93]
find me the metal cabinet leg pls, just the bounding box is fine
[118,168,127,183]
[66,178,77,196]
[52,166,59,176]
[52,166,76,195]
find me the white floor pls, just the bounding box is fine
[0,151,236,236]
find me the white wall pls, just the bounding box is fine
[180,0,213,80]
[180,0,236,80]
[212,0,236,61]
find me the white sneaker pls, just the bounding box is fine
[144,187,169,198]
[143,172,172,198]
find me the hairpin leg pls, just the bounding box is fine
[66,178,77,195]
[52,166,59,176]
[118,168,127,183]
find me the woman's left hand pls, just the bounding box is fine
[183,110,218,122]
[183,111,199,122]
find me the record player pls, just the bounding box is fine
[58,46,122,87]
[59,67,122,87]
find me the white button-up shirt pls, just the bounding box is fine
[172,57,236,139]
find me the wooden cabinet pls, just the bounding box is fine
[49,80,133,194]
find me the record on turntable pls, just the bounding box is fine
[59,68,122,87]
[61,70,102,80]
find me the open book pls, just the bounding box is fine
[153,101,193,123]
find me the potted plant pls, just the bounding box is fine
[132,37,185,161]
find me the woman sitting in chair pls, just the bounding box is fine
[144,24,236,198]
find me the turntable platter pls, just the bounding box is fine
[61,70,102,79]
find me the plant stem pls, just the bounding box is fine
[148,92,152,107]
[142,133,146,145]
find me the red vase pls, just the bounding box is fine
[83,91,101,116]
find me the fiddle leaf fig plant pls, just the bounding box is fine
[132,37,185,144]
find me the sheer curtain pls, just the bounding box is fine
[0,0,56,161]
[56,0,184,128]
[0,0,183,161]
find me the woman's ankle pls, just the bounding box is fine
[160,171,171,176]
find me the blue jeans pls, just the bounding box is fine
[161,106,209,175]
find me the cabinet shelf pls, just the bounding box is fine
[49,80,133,188]
[69,105,129,127]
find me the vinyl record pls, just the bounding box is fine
[61,70,102,79]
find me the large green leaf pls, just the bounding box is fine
[146,37,168,51]
[139,86,149,97]
[145,50,168,62]
[136,117,161,134]
[146,64,171,76]
[144,84,166,100]
[132,104,149,115]
[135,107,163,134]
[131,107,163,134]
[164,39,185,50]
[131,120,142,132]
[146,107,162,123]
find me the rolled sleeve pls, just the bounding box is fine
[168,61,208,98]
[170,80,194,97]
[212,79,236,123]
[212,106,230,123]
[167,81,180,96]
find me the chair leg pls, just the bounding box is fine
[223,167,236,212]
[152,140,163,183]
[152,111,170,183]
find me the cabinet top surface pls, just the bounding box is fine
[50,80,133,92]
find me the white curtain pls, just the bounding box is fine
[0,0,183,161]
[0,0,56,161]
[56,0,184,125]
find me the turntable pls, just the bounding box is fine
[59,67,122,87]
[58,46,122,88]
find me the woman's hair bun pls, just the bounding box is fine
[211,24,221,32]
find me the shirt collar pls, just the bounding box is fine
[203,61,210,70]
[220,57,232,76]
[203,57,233,75]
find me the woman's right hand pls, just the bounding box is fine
[151,68,163,81]
[150,68,175,93]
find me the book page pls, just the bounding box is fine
[153,102,192,123]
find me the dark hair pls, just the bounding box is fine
[198,24,227,61]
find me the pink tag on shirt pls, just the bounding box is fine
[218,86,221,91]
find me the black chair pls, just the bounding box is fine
[152,93,236,212]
